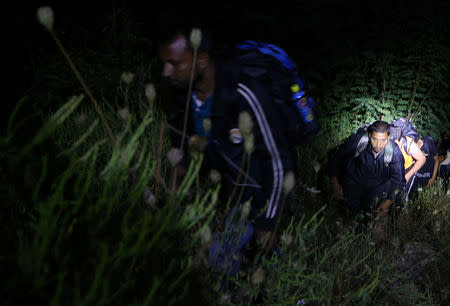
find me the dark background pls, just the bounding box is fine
[5,0,449,116]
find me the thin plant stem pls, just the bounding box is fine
[49,30,115,148]
[171,47,198,191]
[48,29,137,182]
[213,152,250,234]
[154,123,168,200]
[179,48,198,151]
[410,82,434,122]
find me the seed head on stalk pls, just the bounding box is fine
[37,6,54,30]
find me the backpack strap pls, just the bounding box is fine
[401,136,414,156]
[399,136,416,171]
[384,141,393,166]
[354,133,369,158]
[353,122,374,158]
[236,40,295,70]
[406,136,413,155]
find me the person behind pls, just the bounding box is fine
[389,127,426,202]
[437,134,450,189]
[327,121,405,219]
[413,136,440,189]
[157,24,300,256]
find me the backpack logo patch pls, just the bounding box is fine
[229,128,243,144]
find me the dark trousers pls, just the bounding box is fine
[403,173,417,203]
[438,163,450,189]
[342,179,390,214]
[396,172,420,204]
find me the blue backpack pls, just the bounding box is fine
[235,40,321,145]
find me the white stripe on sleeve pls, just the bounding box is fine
[237,83,284,219]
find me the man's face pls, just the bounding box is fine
[159,35,195,90]
[369,131,389,153]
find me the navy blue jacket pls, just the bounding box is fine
[415,136,438,183]
[167,53,297,231]
[328,132,405,201]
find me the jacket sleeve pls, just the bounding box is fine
[230,79,296,231]
[327,132,361,180]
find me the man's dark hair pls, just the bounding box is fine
[368,121,390,135]
[155,15,215,54]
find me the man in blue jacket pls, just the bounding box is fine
[327,121,405,219]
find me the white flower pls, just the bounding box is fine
[219,294,230,304]
[190,28,202,49]
[280,233,293,245]
[199,225,212,244]
[118,108,130,121]
[306,186,321,194]
[143,187,156,207]
[238,111,253,137]
[435,221,441,231]
[37,6,54,30]
[203,118,212,132]
[251,267,265,284]
[209,169,221,184]
[188,134,207,152]
[243,134,254,154]
[145,83,156,104]
[167,148,183,167]
[241,201,251,219]
[283,171,295,194]
[121,71,135,85]
[314,161,321,173]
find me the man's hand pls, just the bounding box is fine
[375,199,392,220]
[427,177,436,187]
[405,173,411,183]
[428,154,440,187]
[330,176,344,200]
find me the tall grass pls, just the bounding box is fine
[1,93,220,305]
[4,89,447,304]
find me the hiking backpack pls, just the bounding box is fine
[235,40,321,145]
[390,118,419,142]
[390,117,420,169]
